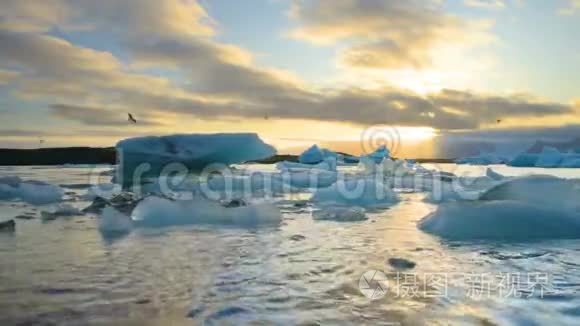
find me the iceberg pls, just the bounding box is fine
[359,157,419,177]
[363,145,390,164]
[299,145,325,164]
[132,196,282,227]
[204,173,292,198]
[419,201,580,240]
[485,168,505,181]
[312,178,399,208]
[284,170,338,189]
[479,175,579,210]
[420,175,580,240]
[561,157,580,168]
[99,207,133,235]
[508,152,539,167]
[509,149,580,168]
[534,147,563,168]
[424,180,485,203]
[0,177,64,205]
[116,133,276,185]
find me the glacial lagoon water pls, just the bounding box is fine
[1,164,580,325]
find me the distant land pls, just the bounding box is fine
[0,147,116,166]
[0,147,454,166]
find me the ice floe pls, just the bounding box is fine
[98,207,133,235]
[277,157,337,172]
[419,200,580,240]
[0,177,64,205]
[480,175,580,211]
[485,168,505,181]
[508,152,539,167]
[420,175,580,240]
[131,196,282,227]
[41,203,81,220]
[534,147,564,168]
[311,178,399,208]
[508,147,580,168]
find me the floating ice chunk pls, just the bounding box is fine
[388,257,416,270]
[480,175,580,211]
[0,176,21,187]
[560,154,580,168]
[204,173,291,197]
[535,147,563,168]
[116,133,276,184]
[82,183,121,201]
[41,203,81,220]
[561,158,580,168]
[363,145,390,164]
[419,201,580,240]
[509,152,539,167]
[132,197,282,227]
[358,156,379,173]
[312,178,399,208]
[485,168,505,181]
[99,207,133,235]
[359,157,416,177]
[424,181,484,203]
[0,177,64,205]
[284,170,338,189]
[299,145,324,164]
[0,219,15,232]
[313,206,367,221]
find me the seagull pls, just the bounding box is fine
[128,113,137,124]
[497,119,502,124]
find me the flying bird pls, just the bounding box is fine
[497,119,502,124]
[128,113,137,124]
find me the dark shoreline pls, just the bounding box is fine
[0,147,455,166]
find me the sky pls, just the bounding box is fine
[0,0,579,154]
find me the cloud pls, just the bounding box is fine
[0,0,212,35]
[464,0,505,9]
[560,0,580,14]
[0,0,69,32]
[289,0,495,70]
[430,89,571,122]
[0,69,19,84]
[0,0,575,138]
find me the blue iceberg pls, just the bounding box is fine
[116,133,276,185]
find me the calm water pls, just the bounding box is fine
[1,164,580,325]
